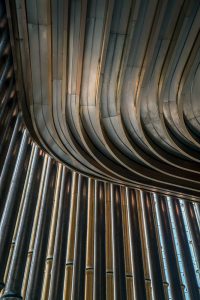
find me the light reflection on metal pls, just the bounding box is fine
[0,1,200,299]
[6,0,200,200]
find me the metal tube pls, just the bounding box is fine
[0,102,16,155]
[0,130,28,289]
[85,178,95,270]
[48,168,72,300]
[0,77,14,123]
[71,175,88,300]
[170,198,199,299]
[0,113,21,178]
[63,172,78,299]
[0,129,22,219]
[25,158,57,300]
[184,201,200,266]
[41,164,62,300]
[94,180,106,300]
[141,192,165,300]
[127,189,147,300]
[1,146,41,298]
[156,195,184,300]
[111,185,126,300]
[21,155,48,298]
[84,177,95,300]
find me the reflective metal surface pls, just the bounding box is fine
[0,1,200,299]
[6,0,200,198]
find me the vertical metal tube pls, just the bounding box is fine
[127,189,146,300]
[137,191,152,298]
[71,175,88,300]
[156,195,184,300]
[0,101,15,154]
[49,168,72,300]
[21,155,48,298]
[1,143,35,289]
[94,180,106,300]
[121,187,134,299]
[184,201,200,265]
[141,191,165,300]
[85,178,95,300]
[0,115,17,170]
[196,203,200,224]
[63,173,78,299]
[0,114,21,192]
[0,127,22,210]
[111,184,126,300]
[105,183,114,300]
[25,158,57,300]
[0,77,14,123]
[1,146,42,299]
[41,164,62,300]
[0,130,28,289]
[170,198,199,299]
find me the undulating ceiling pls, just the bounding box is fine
[0,1,200,300]
[7,0,200,198]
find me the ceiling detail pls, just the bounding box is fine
[8,0,200,197]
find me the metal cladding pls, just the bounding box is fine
[0,1,200,300]
[0,132,200,299]
[5,0,200,198]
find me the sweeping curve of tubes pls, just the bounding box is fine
[0,1,200,299]
[7,0,200,198]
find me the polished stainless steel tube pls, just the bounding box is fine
[0,130,29,289]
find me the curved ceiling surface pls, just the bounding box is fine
[8,0,200,197]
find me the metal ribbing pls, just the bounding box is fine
[105,183,114,299]
[0,130,29,289]
[136,192,153,298]
[94,180,106,300]
[0,120,199,299]
[0,101,16,155]
[48,168,72,300]
[184,201,200,266]
[41,163,62,299]
[25,158,57,300]
[169,198,199,300]
[21,155,49,298]
[1,146,42,299]
[141,191,165,300]
[0,114,21,196]
[0,20,199,297]
[0,128,22,213]
[0,107,199,300]
[0,77,14,123]
[71,175,88,300]
[156,195,184,300]
[111,185,127,300]
[63,172,78,299]
[127,189,146,300]
[85,177,94,300]
[121,186,133,300]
